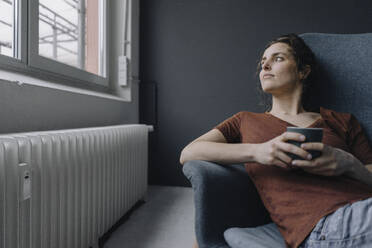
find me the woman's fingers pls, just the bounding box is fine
[274,149,293,164]
[292,157,328,168]
[273,159,290,169]
[276,141,312,160]
[264,133,325,170]
[300,142,325,151]
[281,132,306,142]
[291,159,315,167]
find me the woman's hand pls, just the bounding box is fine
[291,143,363,176]
[254,132,313,170]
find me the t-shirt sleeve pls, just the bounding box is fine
[347,114,372,165]
[214,112,242,143]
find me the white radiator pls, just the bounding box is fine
[0,124,151,248]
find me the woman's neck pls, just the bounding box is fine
[269,92,304,116]
[270,106,305,115]
[270,101,305,116]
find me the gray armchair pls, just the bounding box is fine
[182,33,372,248]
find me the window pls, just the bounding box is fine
[38,0,106,76]
[30,0,107,84]
[0,0,108,87]
[0,0,14,57]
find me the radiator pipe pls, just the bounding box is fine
[147,125,154,132]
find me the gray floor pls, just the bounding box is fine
[104,186,195,248]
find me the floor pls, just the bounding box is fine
[103,186,195,248]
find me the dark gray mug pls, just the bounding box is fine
[286,127,323,160]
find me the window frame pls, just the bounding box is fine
[0,0,109,88]
[0,0,27,68]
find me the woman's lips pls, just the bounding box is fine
[263,74,274,79]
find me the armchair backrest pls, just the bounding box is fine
[300,33,372,142]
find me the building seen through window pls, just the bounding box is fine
[39,0,103,76]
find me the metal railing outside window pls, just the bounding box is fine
[0,0,107,87]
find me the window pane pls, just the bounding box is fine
[0,0,15,57]
[38,0,105,76]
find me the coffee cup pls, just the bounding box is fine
[286,127,323,160]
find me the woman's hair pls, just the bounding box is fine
[256,33,319,112]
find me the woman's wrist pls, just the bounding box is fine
[243,143,259,163]
[344,158,372,188]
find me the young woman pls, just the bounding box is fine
[180,34,372,248]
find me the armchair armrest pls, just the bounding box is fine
[183,160,271,248]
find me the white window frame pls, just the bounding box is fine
[0,0,27,68]
[0,0,109,88]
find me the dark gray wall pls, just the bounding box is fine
[140,0,372,186]
[0,79,138,134]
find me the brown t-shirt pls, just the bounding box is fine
[214,106,372,248]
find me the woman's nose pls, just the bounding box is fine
[262,60,271,70]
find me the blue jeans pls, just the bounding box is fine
[300,197,372,247]
[224,197,372,248]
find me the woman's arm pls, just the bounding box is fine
[179,129,257,165]
[345,163,372,188]
[292,142,372,187]
[180,129,310,168]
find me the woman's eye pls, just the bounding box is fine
[275,57,283,61]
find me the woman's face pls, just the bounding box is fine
[259,42,303,95]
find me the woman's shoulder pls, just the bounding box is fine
[319,106,353,131]
[225,111,270,126]
[319,106,352,118]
